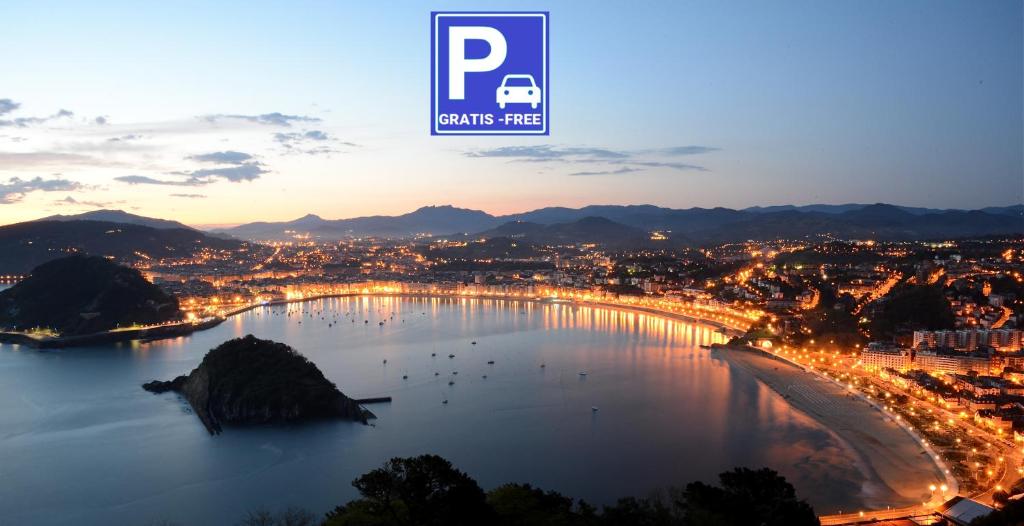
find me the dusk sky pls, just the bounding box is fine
[1,0,1021,226]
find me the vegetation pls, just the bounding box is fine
[143,335,372,434]
[318,455,819,526]
[870,284,955,338]
[0,255,181,336]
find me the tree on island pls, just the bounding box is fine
[322,455,819,526]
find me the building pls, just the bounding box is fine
[862,343,911,372]
[913,329,1024,352]
[914,348,995,375]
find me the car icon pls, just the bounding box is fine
[496,74,541,109]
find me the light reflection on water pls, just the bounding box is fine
[0,297,864,525]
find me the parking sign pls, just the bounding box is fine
[432,12,549,135]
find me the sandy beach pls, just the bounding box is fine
[713,346,946,512]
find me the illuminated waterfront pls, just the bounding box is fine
[0,297,899,525]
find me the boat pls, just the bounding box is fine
[471,341,477,345]
[578,371,587,376]
[591,406,599,412]
[448,354,455,359]
[442,399,448,404]
[699,344,712,350]
[448,380,455,386]
[487,360,495,365]
[402,374,408,380]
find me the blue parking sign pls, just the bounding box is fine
[432,12,549,135]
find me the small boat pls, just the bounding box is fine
[471,341,477,345]
[699,344,711,350]
[448,354,455,359]
[434,372,439,376]
[487,360,495,365]
[431,353,436,357]
[540,363,546,368]
[402,375,408,380]
[592,406,599,412]
[382,359,387,364]
[482,375,487,379]
[442,399,448,404]
[578,371,587,376]
[364,320,368,324]
[452,371,458,375]
[379,321,384,326]
[448,381,455,386]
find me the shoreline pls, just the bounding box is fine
[711,344,950,513]
[1,292,748,349]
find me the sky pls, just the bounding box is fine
[0,0,1021,227]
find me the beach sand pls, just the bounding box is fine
[714,346,946,512]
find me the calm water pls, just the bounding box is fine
[0,297,866,525]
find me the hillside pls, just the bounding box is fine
[143,335,372,434]
[0,220,242,273]
[0,255,182,336]
[38,209,195,231]
[216,203,1023,244]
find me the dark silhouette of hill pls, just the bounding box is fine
[475,217,664,247]
[215,203,1022,243]
[0,255,181,335]
[220,205,502,240]
[0,220,242,273]
[143,335,372,434]
[38,209,195,230]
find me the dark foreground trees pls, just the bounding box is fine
[320,455,819,526]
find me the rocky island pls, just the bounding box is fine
[143,335,373,434]
[0,255,182,337]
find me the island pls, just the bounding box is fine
[143,335,373,434]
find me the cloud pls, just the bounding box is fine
[0,107,75,128]
[183,150,266,181]
[106,134,142,142]
[273,129,356,156]
[464,144,717,175]
[189,150,254,164]
[114,175,207,186]
[0,176,82,203]
[568,166,642,176]
[56,195,122,208]
[203,112,320,127]
[170,193,206,199]
[0,151,113,169]
[651,145,720,156]
[0,99,20,116]
[620,160,707,171]
[190,163,266,182]
[464,145,630,160]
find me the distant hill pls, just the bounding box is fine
[0,255,182,336]
[219,205,502,240]
[211,202,1022,244]
[0,220,242,273]
[475,217,664,248]
[38,209,195,231]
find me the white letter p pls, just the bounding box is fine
[448,26,507,100]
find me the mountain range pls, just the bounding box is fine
[205,203,1021,244]
[16,203,1023,254]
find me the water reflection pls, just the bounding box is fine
[0,297,865,526]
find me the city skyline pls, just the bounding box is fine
[0,0,1021,226]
